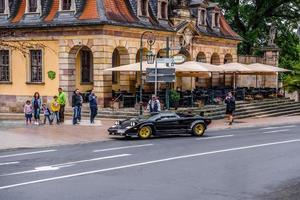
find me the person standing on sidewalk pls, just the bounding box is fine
[51,96,60,124]
[42,103,52,125]
[225,92,236,125]
[89,90,98,124]
[24,100,33,125]
[58,88,66,123]
[32,92,42,125]
[72,89,81,125]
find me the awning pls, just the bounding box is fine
[248,63,291,73]
[104,61,221,73]
[218,62,253,73]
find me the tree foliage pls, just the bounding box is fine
[214,0,300,55]
[215,0,300,91]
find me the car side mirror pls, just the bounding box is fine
[155,118,161,121]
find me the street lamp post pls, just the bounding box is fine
[139,31,155,116]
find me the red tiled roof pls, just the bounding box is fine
[11,0,25,23]
[79,0,99,20]
[44,0,59,22]
[220,14,240,39]
[103,0,136,23]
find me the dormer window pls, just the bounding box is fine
[159,1,168,19]
[62,0,71,10]
[198,8,206,26]
[138,0,148,17]
[28,0,37,12]
[214,12,220,27]
[59,0,75,11]
[0,0,5,13]
[0,0,9,14]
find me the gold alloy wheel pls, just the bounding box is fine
[138,126,152,139]
[193,123,205,136]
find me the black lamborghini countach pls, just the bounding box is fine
[108,112,212,139]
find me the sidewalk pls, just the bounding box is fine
[0,116,300,150]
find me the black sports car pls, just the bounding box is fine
[108,112,212,139]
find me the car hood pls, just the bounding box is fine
[116,117,146,128]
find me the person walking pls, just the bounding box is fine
[89,90,98,124]
[58,88,66,123]
[72,89,81,125]
[147,95,161,115]
[51,96,60,124]
[225,92,236,125]
[32,92,42,125]
[42,103,52,125]
[24,100,33,125]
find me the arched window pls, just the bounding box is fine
[196,52,206,63]
[161,2,167,19]
[112,49,120,84]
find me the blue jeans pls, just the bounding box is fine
[78,106,82,121]
[73,106,80,125]
[53,111,60,124]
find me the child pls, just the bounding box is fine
[42,104,52,125]
[24,100,33,125]
[51,96,60,124]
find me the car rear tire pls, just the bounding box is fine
[192,123,206,137]
[138,126,152,139]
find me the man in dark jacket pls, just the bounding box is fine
[225,92,236,125]
[72,89,82,125]
[89,90,98,124]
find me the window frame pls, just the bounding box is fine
[0,0,5,14]
[28,49,43,83]
[0,49,11,83]
[28,0,37,12]
[80,49,93,84]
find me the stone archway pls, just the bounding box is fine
[60,45,94,104]
[111,46,130,92]
[196,52,206,63]
[157,49,167,58]
[179,48,192,61]
[136,48,149,62]
[211,53,221,65]
[75,46,94,93]
[224,53,233,64]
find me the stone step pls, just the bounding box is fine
[205,102,300,117]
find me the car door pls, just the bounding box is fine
[154,115,180,134]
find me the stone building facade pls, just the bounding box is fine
[0,0,241,111]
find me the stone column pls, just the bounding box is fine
[58,40,76,106]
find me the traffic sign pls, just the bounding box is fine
[156,58,174,64]
[146,68,176,83]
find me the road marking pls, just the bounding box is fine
[0,162,19,166]
[93,144,154,152]
[0,150,57,159]
[1,138,300,190]
[263,129,290,134]
[0,154,131,176]
[260,125,296,130]
[196,135,234,140]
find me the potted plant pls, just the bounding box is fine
[170,90,180,110]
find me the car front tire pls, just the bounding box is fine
[138,126,152,139]
[192,123,206,137]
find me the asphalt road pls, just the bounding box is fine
[1,123,300,200]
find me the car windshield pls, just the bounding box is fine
[147,113,180,121]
